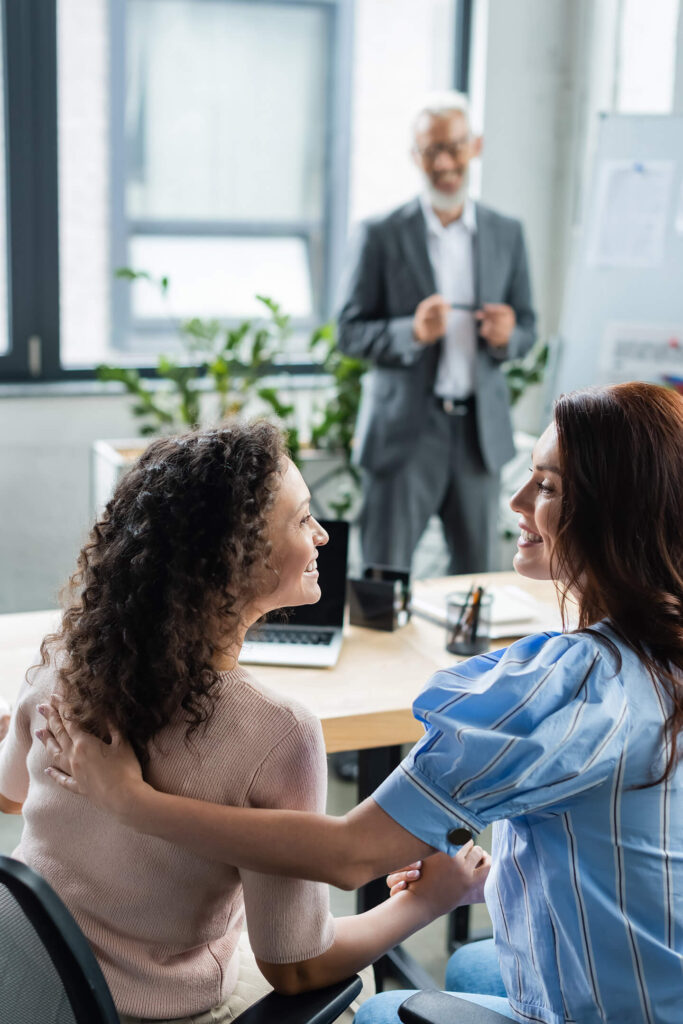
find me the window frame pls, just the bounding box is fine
[0,0,353,382]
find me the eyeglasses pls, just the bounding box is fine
[416,138,472,162]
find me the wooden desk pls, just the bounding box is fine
[0,573,560,726]
[249,571,560,753]
[0,573,560,988]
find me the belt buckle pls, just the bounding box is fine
[443,398,467,416]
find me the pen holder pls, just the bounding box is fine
[348,566,411,632]
[445,590,493,655]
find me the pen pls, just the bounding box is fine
[468,586,484,646]
[452,584,475,643]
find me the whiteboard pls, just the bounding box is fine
[554,114,683,398]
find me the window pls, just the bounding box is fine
[0,0,352,380]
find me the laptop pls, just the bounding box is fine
[240,519,349,668]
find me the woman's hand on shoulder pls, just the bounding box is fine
[386,841,491,917]
[36,697,145,820]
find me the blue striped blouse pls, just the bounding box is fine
[373,624,682,1023]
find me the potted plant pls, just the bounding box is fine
[92,271,366,519]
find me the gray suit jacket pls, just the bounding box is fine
[336,198,536,475]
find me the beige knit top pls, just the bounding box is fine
[0,661,334,1019]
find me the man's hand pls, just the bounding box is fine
[475,303,516,348]
[413,294,450,344]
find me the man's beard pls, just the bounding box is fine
[423,167,469,213]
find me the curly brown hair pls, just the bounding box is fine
[38,421,286,762]
[552,382,683,783]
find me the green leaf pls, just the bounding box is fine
[255,294,279,314]
[502,340,550,406]
[114,267,150,282]
[255,295,291,333]
[157,355,177,376]
[181,317,221,344]
[257,386,295,419]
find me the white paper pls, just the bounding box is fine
[410,585,564,640]
[588,160,674,268]
[599,322,683,380]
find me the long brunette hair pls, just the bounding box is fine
[552,382,683,782]
[37,421,285,761]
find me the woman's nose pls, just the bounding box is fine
[314,520,329,546]
[509,482,528,515]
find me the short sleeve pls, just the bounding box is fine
[374,632,629,853]
[239,714,334,964]
[0,678,34,803]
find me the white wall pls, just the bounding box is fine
[0,393,138,612]
[476,0,587,343]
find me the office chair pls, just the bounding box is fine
[399,990,512,1024]
[0,855,361,1024]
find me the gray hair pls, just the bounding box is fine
[411,90,471,140]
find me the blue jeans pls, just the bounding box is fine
[445,938,508,997]
[355,940,516,1023]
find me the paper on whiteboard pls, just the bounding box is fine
[599,322,683,379]
[588,160,674,267]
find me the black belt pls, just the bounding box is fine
[435,395,475,416]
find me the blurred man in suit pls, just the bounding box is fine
[337,91,536,573]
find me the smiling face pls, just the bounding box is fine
[413,110,482,211]
[255,458,329,616]
[509,424,563,582]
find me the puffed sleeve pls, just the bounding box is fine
[239,713,335,964]
[373,631,629,853]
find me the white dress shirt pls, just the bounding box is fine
[420,195,477,400]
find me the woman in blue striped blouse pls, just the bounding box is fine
[40,382,683,1023]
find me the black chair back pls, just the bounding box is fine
[399,990,513,1024]
[0,855,119,1024]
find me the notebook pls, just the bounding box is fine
[240,519,349,668]
[409,582,564,639]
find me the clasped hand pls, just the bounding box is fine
[413,293,515,348]
[385,841,490,917]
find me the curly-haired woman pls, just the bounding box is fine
[31,384,683,1023]
[0,421,488,1024]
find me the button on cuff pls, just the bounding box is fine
[447,827,475,845]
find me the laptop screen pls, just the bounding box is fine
[280,518,349,628]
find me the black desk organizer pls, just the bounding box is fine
[347,566,411,631]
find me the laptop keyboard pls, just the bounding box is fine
[250,628,335,646]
